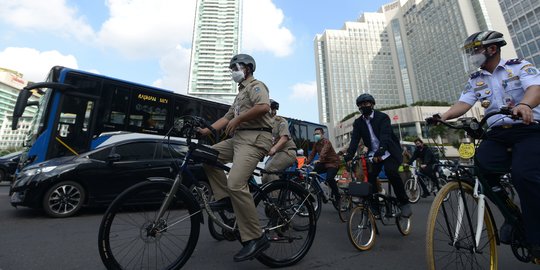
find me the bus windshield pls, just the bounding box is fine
[26,88,52,147]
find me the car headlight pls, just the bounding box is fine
[22,166,57,177]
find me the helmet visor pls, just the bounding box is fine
[461,46,485,74]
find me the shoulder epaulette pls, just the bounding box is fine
[505,58,522,65]
[469,71,482,79]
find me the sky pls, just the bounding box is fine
[0,0,391,124]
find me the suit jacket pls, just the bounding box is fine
[346,111,403,163]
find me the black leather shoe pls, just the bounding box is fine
[233,235,270,262]
[209,197,233,211]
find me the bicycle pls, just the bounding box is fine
[346,168,411,251]
[337,155,364,223]
[425,108,539,269]
[97,115,317,269]
[285,164,341,221]
[404,164,448,203]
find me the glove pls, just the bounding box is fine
[425,113,441,125]
[343,153,353,162]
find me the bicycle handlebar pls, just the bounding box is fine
[425,107,514,139]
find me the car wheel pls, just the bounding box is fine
[42,181,86,218]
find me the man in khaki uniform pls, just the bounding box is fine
[199,54,273,262]
[262,99,297,183]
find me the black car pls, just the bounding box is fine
[0,151,22,183]
[10,135,211,218]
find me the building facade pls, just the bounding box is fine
[315,0,518,146]
[0,68,38,150]
[498,0,540,66]
[187,0,242,103]
[314,12,400,139]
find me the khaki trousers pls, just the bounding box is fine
[262,149,296,183]
[203,131,271,241]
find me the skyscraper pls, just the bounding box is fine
[188,0,242,103]
[315,0,517,138]
[498,0,540,66]
[314,12,400,130]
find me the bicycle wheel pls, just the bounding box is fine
[347,205,376,251]
[426,181,498,270]
[405,178,421,204]
[437,177,450,201]
[297,176,322,220]
[338,195,353,223]
[207,209,236,241]
[254,180,317,268]
[98,181,201,270]
[395,201,411,236]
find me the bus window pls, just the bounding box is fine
[129,89,171,134]
[49,94,95,158]
[101,85,130,133]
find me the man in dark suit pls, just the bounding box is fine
[344,93,412,217]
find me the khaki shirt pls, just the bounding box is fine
[225,76,273,130]
[272,116,297,152]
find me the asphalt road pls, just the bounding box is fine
[0,183,534,270]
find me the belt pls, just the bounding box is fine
[288,148,297,151]
[236,127,272,133]
[492,122,539,129]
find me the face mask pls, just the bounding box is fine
[359,106,373,116]
[469,51,487,68]
[314,134,322,141]
[231,70,245,83]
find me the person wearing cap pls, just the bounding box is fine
[435,30,540,258]
[198,53,273,262]
[344,93,412,218]
[261,99,297,183]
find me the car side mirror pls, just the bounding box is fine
[107,153,121,164]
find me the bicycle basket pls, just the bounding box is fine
[192,144,219,164]
[347,181,372,197]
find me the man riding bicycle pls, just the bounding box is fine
[435,30,540,260]
[407,138,439,197]
[198,54,272,262]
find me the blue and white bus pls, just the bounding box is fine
[12,66,326,170]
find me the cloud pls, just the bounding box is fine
[242,0,294,57]
[289,81,317,100]
[0,47,78,82]
[98,0,197,59]
[152,45,192,94]
[0,0,96,42]
[0,0,295,92]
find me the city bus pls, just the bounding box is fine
[12,66,326,169]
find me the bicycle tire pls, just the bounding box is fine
[396,214,411,236]
[291,176,322,221]
[254,180,317,268]
[208,210,236,241]
[405,178,421,204]
[98,181,202,270]
[338,195,353,223]
[347,205,376,251]
[426,181,498,270]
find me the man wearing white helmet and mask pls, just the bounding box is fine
[198,53,273,262]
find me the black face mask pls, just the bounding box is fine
[359,106,373,116]
[416,146,423,150]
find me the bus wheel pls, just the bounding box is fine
[42,181,86,218]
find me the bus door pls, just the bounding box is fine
[48,93,97,159]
